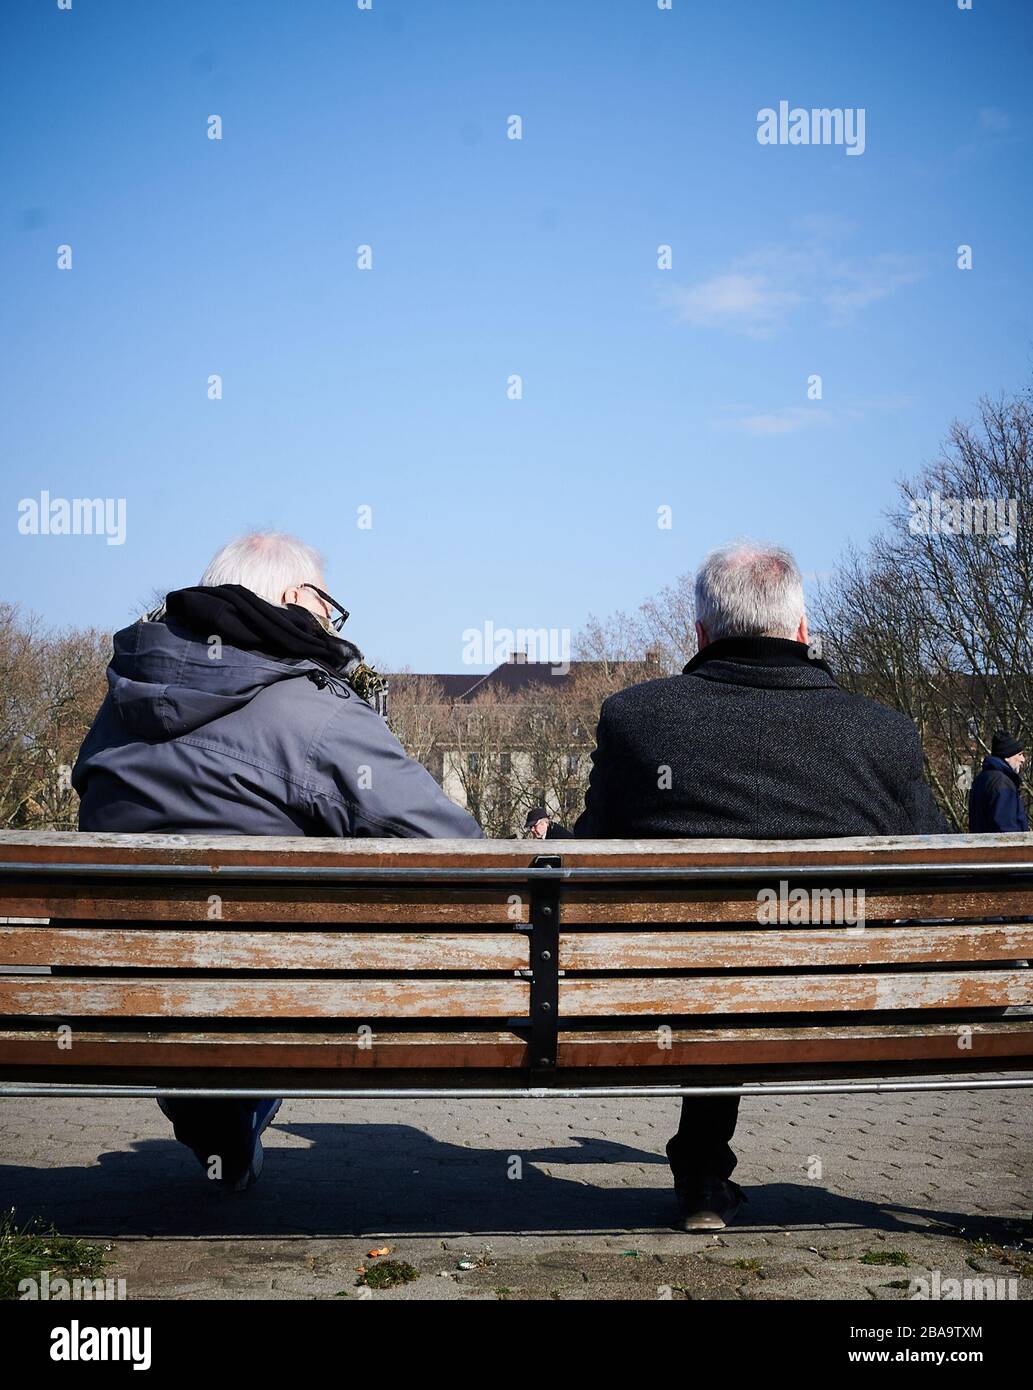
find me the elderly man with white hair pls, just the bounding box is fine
[575,539,947,1232]
[73,531,482,1190]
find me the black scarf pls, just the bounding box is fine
[163,584,365,678]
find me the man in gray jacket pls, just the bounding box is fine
[73,531,482,1189]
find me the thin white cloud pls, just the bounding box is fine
[822,254,924,319]
[979,107,1010,133]
[667,235,924,336]
[948,107,1021,167]
[716,394,909,438]
[720,405,833,436]
[669,273,801,335]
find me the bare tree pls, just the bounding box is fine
[577,572,695,684]
[816,386,1033,827]
[384,672,449,777]
[443,688,519,837]
[0,605,109,829]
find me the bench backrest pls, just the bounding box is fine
[2,831,1033,1090]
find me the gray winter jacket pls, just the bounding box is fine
[74,615,483,840]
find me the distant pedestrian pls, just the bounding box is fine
[524,806,573,840]
[968,731,1028,833]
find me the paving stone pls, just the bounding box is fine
[1,1077,1030,1299]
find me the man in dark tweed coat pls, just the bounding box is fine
[574,540,947,1230]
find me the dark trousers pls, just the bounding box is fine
[665,1095,740,1189]
[157,1098,270,1179]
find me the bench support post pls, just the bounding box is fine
[528,854,562,1075]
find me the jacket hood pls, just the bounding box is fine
[105,616,317,740]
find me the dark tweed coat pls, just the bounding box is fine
[574,637,948,839]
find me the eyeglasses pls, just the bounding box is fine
[299,583,350,633]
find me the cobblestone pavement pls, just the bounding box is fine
[2,1078,1031,1299]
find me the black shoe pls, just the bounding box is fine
[675,1178,746,1231]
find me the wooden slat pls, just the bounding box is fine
[562,925,1033,969]
[0,1021,1030,1072]
[553,1021,1033,1068]
[559,970,1033,1016]
[0,926,528,971]
[4,829,1033,873]
[0,883,527,924]
[563,887,1033,924]
[0,1029,529,1069]
[0,976,528,1019]
[5,877,1026,926]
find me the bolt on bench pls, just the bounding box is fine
[0,831,1032,1100]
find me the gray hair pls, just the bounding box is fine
[200,531,325,606]
[694,540,806,641]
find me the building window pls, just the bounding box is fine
[567,754,579,774]
[468,752,480,773]
[500,752,512,774]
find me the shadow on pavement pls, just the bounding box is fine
[2,1117,1023,1243]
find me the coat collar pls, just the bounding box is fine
[983,754,1022,786]
[682,636,840,690]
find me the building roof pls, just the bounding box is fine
[387,656,660,703]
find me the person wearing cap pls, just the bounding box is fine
[968,732,1029,833]
[524,806,574,840]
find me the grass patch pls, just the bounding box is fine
[0,1210,108,1302]
[860,1250,909,1268]
[733,1258,763,1272]
[355,1259,419,1290]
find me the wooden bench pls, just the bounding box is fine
[1,831,1033,1100]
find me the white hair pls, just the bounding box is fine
[199,532,325,606]
[695,540,805,641]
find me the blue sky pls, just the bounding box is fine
[2,0,1031,672]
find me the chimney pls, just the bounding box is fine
[510,649,528,664]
